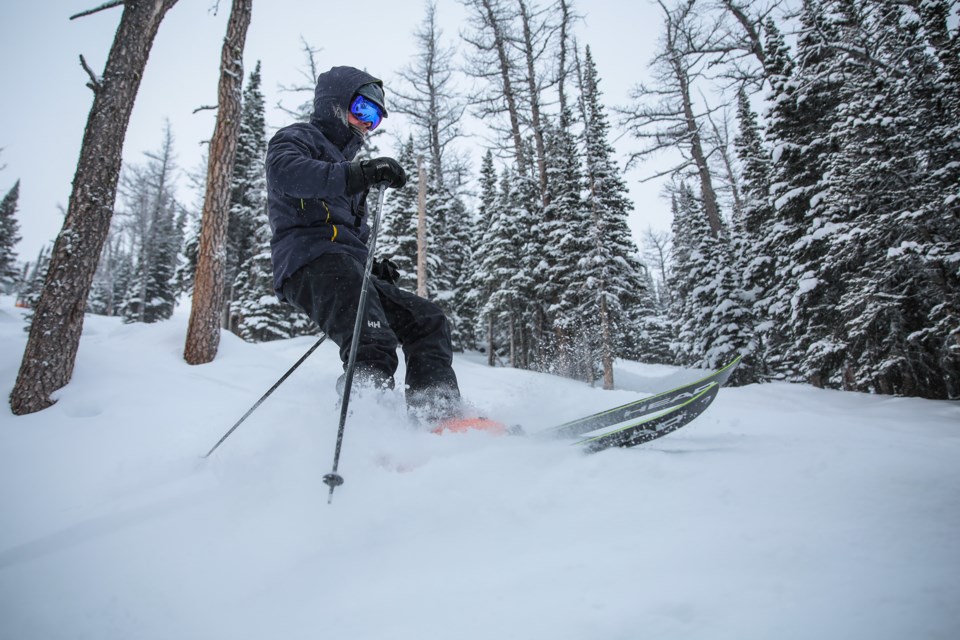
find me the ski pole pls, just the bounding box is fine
[323,184,388,503]
[202,334,327,458]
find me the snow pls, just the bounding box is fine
[773,186,807,211]
[2,295,959,640]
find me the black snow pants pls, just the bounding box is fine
[282,253,461,419]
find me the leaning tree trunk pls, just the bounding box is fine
[10,0,179,416]
[517,0,549,206]
[673,50,723,238]
[479,0,528,177]
[183,0,252,365]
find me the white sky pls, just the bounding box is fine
[0,0,673,263]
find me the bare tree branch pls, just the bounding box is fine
[79,54,102,93]
[69,0,124,21]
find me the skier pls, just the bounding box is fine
[264,65,463,424]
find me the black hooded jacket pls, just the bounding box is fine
[265,66,384,300]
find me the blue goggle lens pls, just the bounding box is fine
[350,95,384,130]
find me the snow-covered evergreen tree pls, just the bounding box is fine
[733,89,777,380]
[376,135,420,292]
[510,142,544,370]
[174,211,200,298]
[465,150,509,364]
[471,166,526,366]
[812,1,959,397]
[422,167,473,349]
[231,204,294,342]
[18,243,51,327]
[579,46,650,388]
[458,150,499,353]
[226,62,297,342]
[0,180,22,289]
[117,125,181,324]
[89,232,132,317]
[625,264,674,365]
[732,1,959,397]
[226,62,268,334]
[539,110,590,378]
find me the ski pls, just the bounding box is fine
[544,356,741,440]
[575,382,720,453]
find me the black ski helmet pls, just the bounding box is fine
[356,82,388,117]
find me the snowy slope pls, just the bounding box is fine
[1,296,958,640]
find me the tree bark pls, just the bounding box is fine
[416,156,428,297]
[517,0,549,204]
[480,0,528,176]
[487,316,495,367]
[599,293,614,390]
[183,0,252,365]
[671,52,723,237]
[10,0,179,416]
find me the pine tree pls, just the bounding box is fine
[465,150,507,365]
[540,110,591,377]
[625,265,674,365]
[814,1,959,397]
[733,89,777,379]
[579,46,649,388]
[174,211,200,297]
[460,149,499,354]
[232,202,293,342]
[440,187,475,349]
[668,184,713,365]
[510,143,544,370]
[18,244,52,327]
[226,61,267,333]
[0,180,22,288]
[117,126,181,324]
[376,136,420,291]
[89,232,130,317]
[761,1,845,383]
[472,166,525,367]
[227,61,295,342]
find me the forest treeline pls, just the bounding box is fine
[6,0,958,400]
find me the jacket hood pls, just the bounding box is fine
[311,66,385,158]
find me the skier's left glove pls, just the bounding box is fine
[372,258,400,285]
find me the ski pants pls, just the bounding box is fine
[282,252,460,417]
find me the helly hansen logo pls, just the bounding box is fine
[368,320,382,329]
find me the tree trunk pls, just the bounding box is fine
[416,156,428,298]
[599,292,614,390]
[673,51,723,238]
[557,0,571,117]
[517,0,549,205]
[183,0,252,365]
[480,0,528,176]
[487,315,495,367]
[10,0,179,416]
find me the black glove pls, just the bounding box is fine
[346,157,407,194]
[372,258,400,285]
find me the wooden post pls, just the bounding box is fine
[416,156,428,298]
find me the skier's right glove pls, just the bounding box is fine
[346,157,407,194]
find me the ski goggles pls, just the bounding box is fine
[350,94,384,130]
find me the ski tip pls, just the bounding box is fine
[432,416,510,436]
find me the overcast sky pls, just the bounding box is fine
[0,0,672,263]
